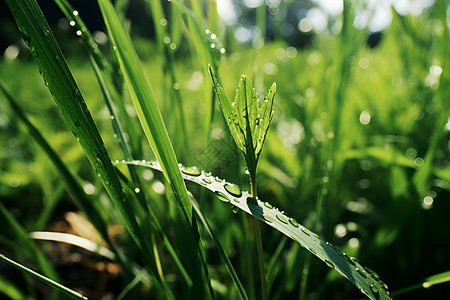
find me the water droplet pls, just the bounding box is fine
[342,253,355,265]
[324,260,334,269]
[205,29,211,35]
[224,183,242,197]
[134,188,140,193]
[21,32,31,46]
[301,227,310,236]
[202,178,212,184]
[29,46,38,58]
[215,191,230,203]
[246,197,257,205]
[210,43,216,48]
[76,30,82,36]
[55,55,61,62]
[244,168,250,175]
[370,284,380,299]
[289,218,299,227]
[313,233,320,238]
[204,172,211,177]
[276,214,288,224]
[263,215,273,223]
[356,267,368,278]
[264,202,273,209]
[42,27,50,36]
[220,48,226,54]
[73,10,79,16]
[231,205,239,213]
[215,177,223,182]
[69,20,76,27]
[211,33,216,39]
[182,166,201,176]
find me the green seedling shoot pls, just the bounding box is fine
[209,65,276,300]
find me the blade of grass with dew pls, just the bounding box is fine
[0,79,109,242]
[0,79,158,291]
[3,0,142,245]
[118,160,392,300]
[97,0,192,221]
[0,254,88,300]
[96,4,214,296]
[52,0,142,158]
[145,0,189,157]
[4,2,175,297]
[170,0,225,139]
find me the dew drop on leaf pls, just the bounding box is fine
[289,218,299,227]
[231,205,239,213]
[181,166,201,176]
[215,191,230,203]
[325,260,335,269]
[276,214,288,224]
[264,202,273,209]
[224,183,242,197]
[301,227,310,236]
[263,215,273,223]
[202,178,212,184]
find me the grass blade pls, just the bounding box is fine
[191,199,249,300]
[118,160,392,300]
[0,79,109,241]
[0,254,88,300]
[97,0,192,222]
[3,0,143,244]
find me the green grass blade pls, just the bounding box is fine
[4,0,142,244]
[191,199,249,300]
[118,160,392,300]
[0,254,88,300]
[0,274,30,300]
[97,0,192,222]
[0,79,109,241]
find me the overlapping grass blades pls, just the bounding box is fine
[118,160,392,300]
[97,0,192,221]
[4,1,176,297]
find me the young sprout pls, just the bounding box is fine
[209,66,276,193]
[209,65,276,300]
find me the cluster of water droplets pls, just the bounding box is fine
[204,29,226,56]
[114,159,391,300]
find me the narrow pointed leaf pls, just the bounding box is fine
[117,160,392,300]
[97,0,192,222]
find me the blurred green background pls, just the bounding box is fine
[0,0,449,299]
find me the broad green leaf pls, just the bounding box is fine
[117,160,392,300]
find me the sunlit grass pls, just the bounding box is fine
[0,0,449,299]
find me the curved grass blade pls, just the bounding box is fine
[97,0,192,222]
[0,254,88,300]
[0,79,109,242]
[117,160,392,300]
[3,0,141,244]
